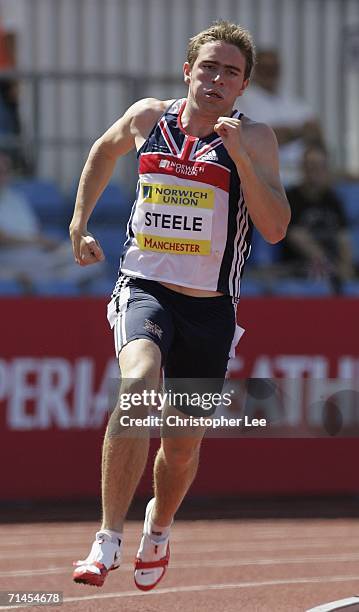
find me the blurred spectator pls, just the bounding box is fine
[0,151,104,292]
[281,146,354,294]
[238,49,324,186]
[0,11,29,173]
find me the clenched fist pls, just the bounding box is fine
[214,117,248,164]
[70,228,105,266]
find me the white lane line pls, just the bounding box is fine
[3,539,359,560]
[0,550,91,560]
[2,534,355,548]
[3,552,359,578]
[1,529,358,542]
[1,574,359,609]
[307,597,359,612]
[1,527,359,543]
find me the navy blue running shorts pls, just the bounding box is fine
[107,275,242,415]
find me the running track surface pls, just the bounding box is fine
[1,519,359,611]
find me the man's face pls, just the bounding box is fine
[183,41,249,112]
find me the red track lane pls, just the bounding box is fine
[1,520,359,611]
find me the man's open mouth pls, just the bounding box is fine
[205,91,223,99]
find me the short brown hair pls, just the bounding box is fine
[187,20,256,80]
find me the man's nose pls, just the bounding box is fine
[212,71,224,83]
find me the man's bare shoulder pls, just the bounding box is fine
[240,115,279,153]
[240,115,277,140]
[129,98,175,133]
[131,97,175,115]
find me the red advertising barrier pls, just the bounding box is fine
[0,297,358,500]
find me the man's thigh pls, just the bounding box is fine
[107,276,174,364]
[164,295,236,416]
[165,294,236,379]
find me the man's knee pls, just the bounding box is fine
[114,339,162,423]
[160,438,202,469]
[107,376,156,437]
[119,339,162,385]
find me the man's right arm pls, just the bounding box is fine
[69,98,167,266]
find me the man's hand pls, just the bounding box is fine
[70,227,105,266]
[214,117,248,163]
[213,117,290,243]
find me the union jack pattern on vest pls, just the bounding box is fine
[120,98,252,298]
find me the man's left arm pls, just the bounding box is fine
[214,117,291,243]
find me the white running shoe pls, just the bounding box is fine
[134,497,171,591]
[73,531,121,587]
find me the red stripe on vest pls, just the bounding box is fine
[139,153,230,192]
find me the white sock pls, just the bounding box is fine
[149,520,171,542]
[99,528,122,545]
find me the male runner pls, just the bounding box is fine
[69,20,290,590]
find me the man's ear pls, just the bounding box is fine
[237,78,250,97]
[183,62,191,85]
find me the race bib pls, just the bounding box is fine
[135,182,214,256]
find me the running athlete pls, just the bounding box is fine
[70,20,290,590]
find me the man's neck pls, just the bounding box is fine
[180,98,232,139]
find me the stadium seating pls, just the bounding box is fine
[12,178,69,227]
[90,225,127,276]
[0,279,24,296]
[2,176,357,298]
[240,277,266,296]
[350,226,359,264]
[87,277,115,296]
[342,280,359,296]
[335,181,359,224]
[272,278,332,297]
[32,279,81,296]
[247,228,282,266]
[84,183,132,223]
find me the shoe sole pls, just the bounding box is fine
[73,575,105,587]
[73,564,119,587]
